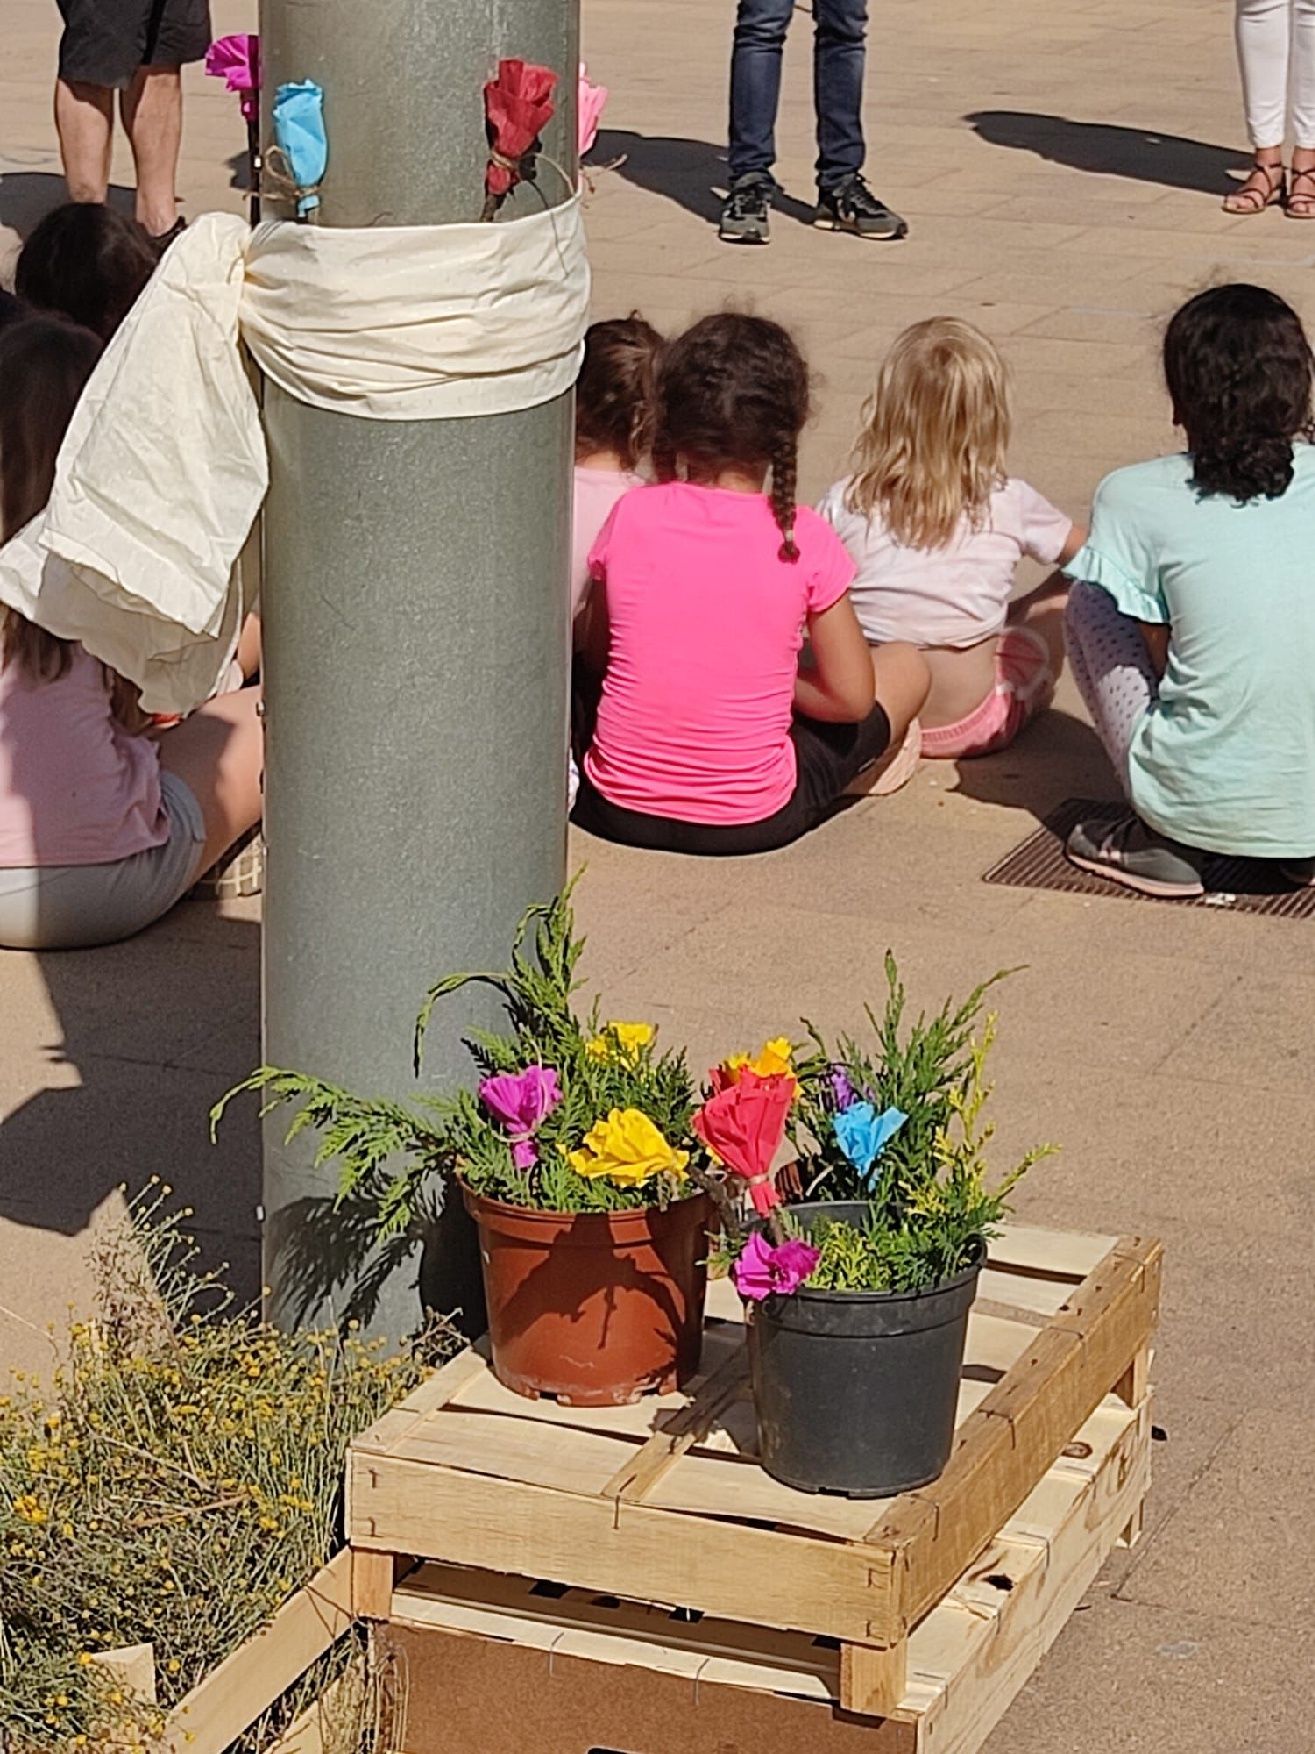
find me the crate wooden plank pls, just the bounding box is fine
[869,1235,1160,1634]
[350,1449,897,1642]
[986,1223,1117,1279]
[157,1550,355,1754]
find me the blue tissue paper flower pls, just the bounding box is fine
[833,1101,908,1182]
[272,80,327,216]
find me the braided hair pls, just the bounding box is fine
[652,313,811,562]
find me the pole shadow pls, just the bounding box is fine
[591,128,817,227]
[963,112,1247,196]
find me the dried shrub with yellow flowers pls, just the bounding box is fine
[0,1187,436,1752]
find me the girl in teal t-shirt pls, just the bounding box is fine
[1063,284,1315,897]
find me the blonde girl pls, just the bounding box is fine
[818,318,1084,759]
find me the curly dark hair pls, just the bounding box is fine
[16,202,161,342]
[575,314,664,472]
[1164,284,1315,503]
[652,312,811,561]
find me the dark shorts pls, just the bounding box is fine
[573,705,893,856]
[58,0,212,89]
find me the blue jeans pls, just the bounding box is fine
[728,0,869,191]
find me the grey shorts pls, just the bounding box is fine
[58,0,212,89]
[0,769,206,950]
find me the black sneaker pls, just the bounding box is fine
[719,177,773,245]
[814,175,908,240]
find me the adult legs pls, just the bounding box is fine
[1229,0,1290,210]
[814,0,869,189]
[54,78,115,202]
[1288,0,1315,210]
[156,688,264,881]
[728,0,795,187]
[120,66,183,236]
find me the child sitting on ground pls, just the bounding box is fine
[572,315,663,621]
[818,318,1083,760]
[1063,284,1315,897]
[573,312,929,855]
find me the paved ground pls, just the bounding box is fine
[3,0,1314,1748]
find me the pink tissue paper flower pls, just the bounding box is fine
[733,1232,820,1303]
[578,64,608,157]
[205,35,261,121]
[479,1065,562,1169]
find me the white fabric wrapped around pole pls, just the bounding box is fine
[0,199,589,715]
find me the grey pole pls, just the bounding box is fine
[258,1,577,1339]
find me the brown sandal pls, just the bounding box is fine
[1286,164,1315,217]
[1223,159,1286,214]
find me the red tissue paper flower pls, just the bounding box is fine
[693,1070,794,1216]
[484,58,558,201]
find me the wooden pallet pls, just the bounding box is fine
[379,1394,1151,1754]
[347,1223,1161,1719]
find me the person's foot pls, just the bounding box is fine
[719,177,773,244]
[813,174,908,240]
[1287,159,1315,218]
[151,216,187,248]
[1222,157,1285,215]
[1065,813,1206,898]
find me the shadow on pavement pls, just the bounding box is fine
[591,128,817,227]
[0,903,264,1307]
[964,112,1246,195]
[945,707,1120,829]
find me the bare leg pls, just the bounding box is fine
[236,612,263,680]
[872,640,930,746]
[120,65,182,236]
[848,641,931,793]
[55,78,114,202]
[1007,569,1070,675]
[157,689,264,880]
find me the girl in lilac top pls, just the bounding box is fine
[0,316,264,948]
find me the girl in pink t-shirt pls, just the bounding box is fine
[573,313,929,855]
[0,315,264,949]
[818,319,1084,759]
[571,315,663,622]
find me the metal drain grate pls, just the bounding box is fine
[983,799,1315,918]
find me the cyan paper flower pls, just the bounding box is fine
[833,1100,907,1182]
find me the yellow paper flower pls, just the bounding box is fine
[568,1107,689,1187]
[722,1037,795,1083]
[585,1020,656,1064]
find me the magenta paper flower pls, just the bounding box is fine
[479,1066,562,1169]
[205,34,261,121]
[733,1232,820,1303]
[578,64,608,157]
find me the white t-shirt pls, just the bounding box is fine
[817,476,1073,649]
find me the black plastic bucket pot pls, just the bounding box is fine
[747,1202,985,1498]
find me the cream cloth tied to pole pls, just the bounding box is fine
[0,197,590,715]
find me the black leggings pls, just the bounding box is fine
[572,705,892,855]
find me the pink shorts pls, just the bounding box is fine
[920,627,1054,760]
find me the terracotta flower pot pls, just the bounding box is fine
[462,1183,712,1406]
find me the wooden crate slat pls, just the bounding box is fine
[870,1236,1160,1632]
[351,1450,897,1642]
[604,1343,751,1501]
[387,1408,642,1494]
[351,1348,490,1455]
[986,1223,1118,1279]
[158,1550,355,1754]
[642,1445,881,1540]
